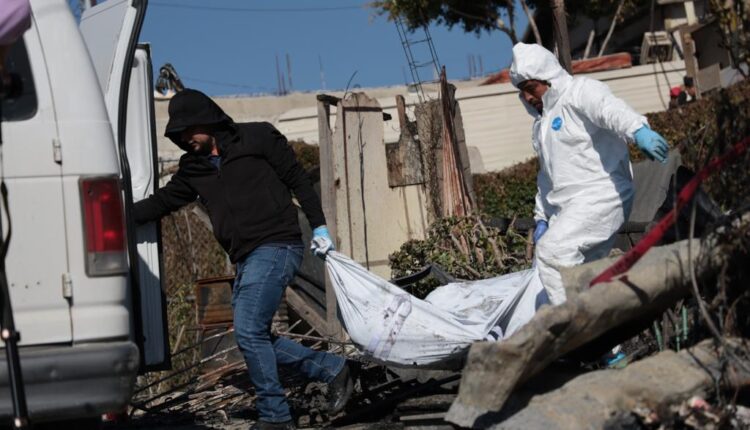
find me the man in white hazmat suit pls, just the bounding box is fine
[510,43,669,305]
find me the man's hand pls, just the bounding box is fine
[533,220,548,244]
[311,225,335,259]
[634,126,669,164]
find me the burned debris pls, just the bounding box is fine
[127,20,750,429]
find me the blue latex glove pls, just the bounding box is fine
[311,225,335,258]
[633,126,669,164]
[533,220,548,244]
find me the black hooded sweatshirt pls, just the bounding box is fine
[134,89,325,263]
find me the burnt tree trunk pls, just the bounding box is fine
[551,0,573,73]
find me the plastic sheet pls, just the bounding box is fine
[325,252,545,369]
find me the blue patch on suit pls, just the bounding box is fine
[551,117,563,131]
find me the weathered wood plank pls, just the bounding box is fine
[317,97,344,340]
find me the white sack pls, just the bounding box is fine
[324,252,545,369]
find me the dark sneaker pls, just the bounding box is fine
[328,363,354,415]
[249,419,296,430]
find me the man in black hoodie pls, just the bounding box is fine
[134,89,352,430]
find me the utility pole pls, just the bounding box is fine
[318,54,327,90]
[551,0,573,73]
[275,54,286,96]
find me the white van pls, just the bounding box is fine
[0,0,167,423]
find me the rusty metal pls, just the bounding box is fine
[194,275,235,326]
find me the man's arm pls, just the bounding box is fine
[573,78,647,140]
[534,167,553,222]
[133,172,197,224]
[259,123,326,228]
[530,133,553,223]
[574,77,669,162]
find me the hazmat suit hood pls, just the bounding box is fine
[165,88,236,152]
[509,43,572,117]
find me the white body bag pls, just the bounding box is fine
[324,252,545,369]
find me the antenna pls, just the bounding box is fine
[286,53,293,92]
[275,54,286,96]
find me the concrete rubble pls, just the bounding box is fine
[140,79,749,428]
[446,214,750,428]
[124,212,749,429]
[486,338,750,429]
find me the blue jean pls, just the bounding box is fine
[232,244,345,422]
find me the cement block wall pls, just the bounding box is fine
[154,62,685,173]
[322,93,431,278]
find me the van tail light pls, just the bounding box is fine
[80,176,128,276]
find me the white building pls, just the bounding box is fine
[154,60,685,173]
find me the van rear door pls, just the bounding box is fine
[79,0,170,370]
[1,20,73,346]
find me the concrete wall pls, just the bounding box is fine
[274,60,685,172]
[154,60,685,173]
[153,80,479,163]
[323,93,431,277]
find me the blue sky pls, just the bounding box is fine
[127,1,528,96]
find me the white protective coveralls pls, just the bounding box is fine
[510,43,646,305]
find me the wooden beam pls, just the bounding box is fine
[551,0,573,73]
[285,288,329,338]
[317,98,344,340]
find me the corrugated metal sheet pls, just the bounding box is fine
[482,52,634,85]
[276,61,685,173]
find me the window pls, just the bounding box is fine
[1,40,37,121]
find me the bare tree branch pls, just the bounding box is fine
[583,29,596,59]
[449,6,518,44]
[598,0,626,57]
[520,0,542,44]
